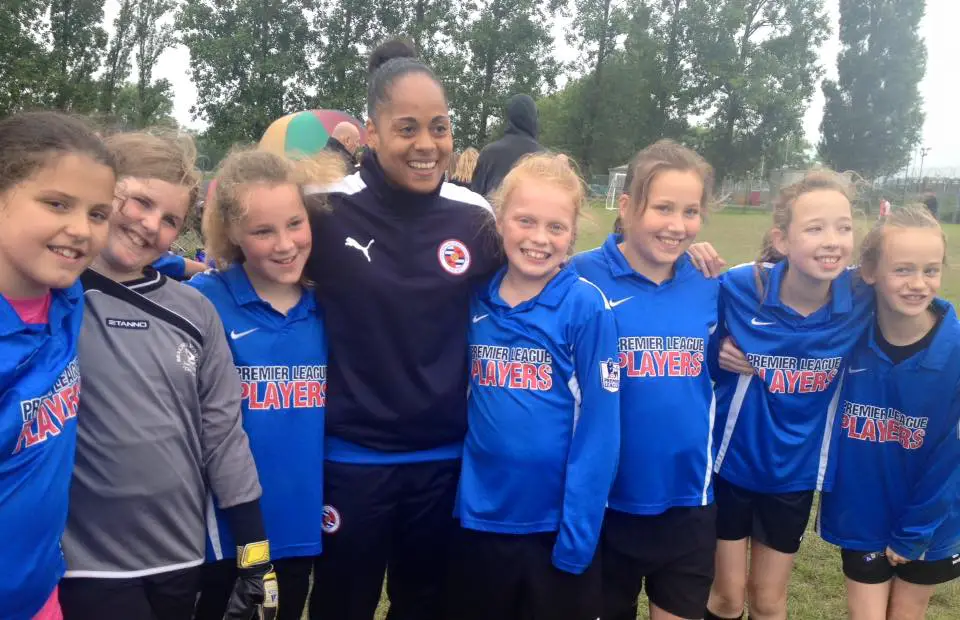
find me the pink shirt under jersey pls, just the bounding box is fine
[4,292,52,324]
[32,587,62,620]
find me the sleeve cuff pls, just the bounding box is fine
[223,499,267,548]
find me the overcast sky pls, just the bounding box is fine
[144,0,959,171]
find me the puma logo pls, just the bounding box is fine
[345,237,375,262]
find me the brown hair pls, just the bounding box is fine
[452,147,480,184]
[754,168,855,298]
[203,148,345,267]
[105,131,203,212]
[490,152,586,253]
[613,139,714,234]
[0,112,116,196]
[860,203,946,278]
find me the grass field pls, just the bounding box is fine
[307,204,960,619]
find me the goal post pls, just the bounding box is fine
[605,172,625,211]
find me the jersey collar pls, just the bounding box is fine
[222,263,317,317]
[868,298,959,370]
[484,263,579,310]
[763,260,853,316]
[123,266,166,294]
[601,233,695,286]
[0,280,83,336]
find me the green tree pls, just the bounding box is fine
[178,0,312,152]
[133,0,176,128]
[99,0,137,115]
[0,0,50,116]
[819,0,926,179]
[691,0,829,183]
[48,0,108,111]
[310,0,383,116]
[568,0,627,174]
[456,0,561,148]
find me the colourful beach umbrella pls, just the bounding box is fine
[259,109,366,158]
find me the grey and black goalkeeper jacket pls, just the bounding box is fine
[61,268,261,578]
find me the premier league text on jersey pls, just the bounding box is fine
[746,353,842,394]
[15,359,82,454]
[617,336,705,377]
[236,364,327,410]
[840,402,928,449]
[470,345,553,390]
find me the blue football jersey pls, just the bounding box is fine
[713,261,873,493]
[819,299,960,561]
[0,284,84,619]
[187,265,326,560]
[456,265,620,575]
[572,235,719,515]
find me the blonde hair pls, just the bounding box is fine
[203,148,345,267]
[105,131,202,211]
[754,168,855,297]
[614,140,714,234]
[452,147,479,184]
[490,152,586,253]
[860,203,946,277]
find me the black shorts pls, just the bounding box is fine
[447,528,602,620]
[841,549,960,586]
[714,476,814,554]
[601,505,717,620]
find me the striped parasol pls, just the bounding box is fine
[259,109,366,158]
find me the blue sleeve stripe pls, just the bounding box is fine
[816,372,846,491]
[714,373,753,473]
[701,392,717,505]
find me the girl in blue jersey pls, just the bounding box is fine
[0,112,116,620]
[450,153,620,620]
[818,205,960,620]
[572,140,720,620]
[687,170,874,620]
[190,148,344,620]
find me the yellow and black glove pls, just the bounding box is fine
[224,540,279,620]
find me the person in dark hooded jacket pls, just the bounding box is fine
[470,94,543,196]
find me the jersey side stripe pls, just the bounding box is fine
[816,371,845,491]
[568,374,582,430]
[206,492,224,561]
[714,373,752,473]
[701,391,717,504]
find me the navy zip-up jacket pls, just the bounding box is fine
[305,152,500,455]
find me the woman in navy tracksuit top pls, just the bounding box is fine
[302,39,500,620]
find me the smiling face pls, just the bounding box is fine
[0,154,115,298]
[96,177,191,280]
[230,183,311,287]
[863,227,945,320]
[619,168,703,282]
[366,72,453,193]
[498,179,576,287]
[772,189,854,284]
